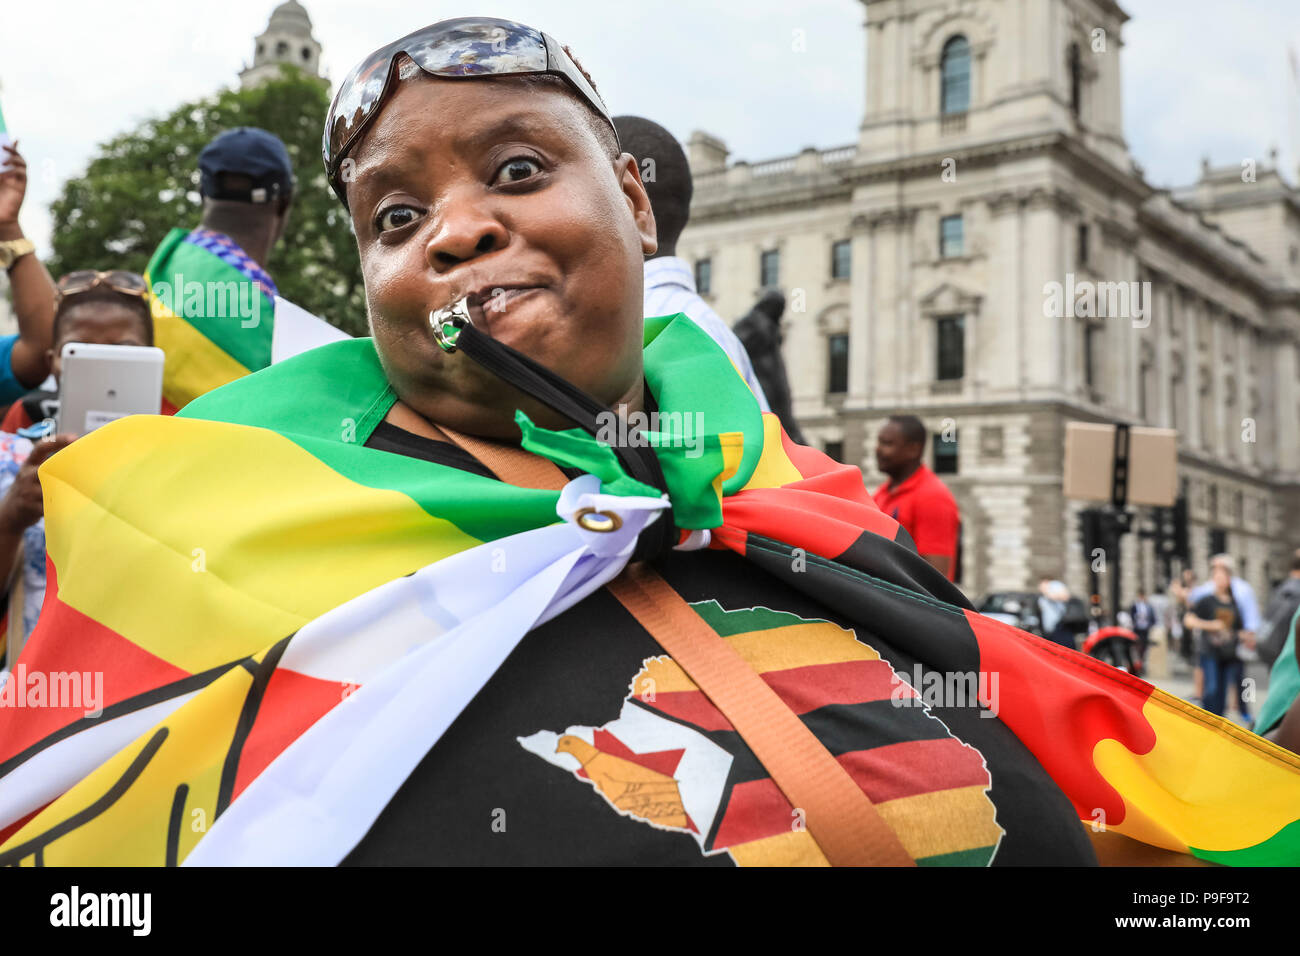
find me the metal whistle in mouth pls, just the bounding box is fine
[430,296,472,353]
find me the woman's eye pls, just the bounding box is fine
[376,205,422,232]
[495,157,542,185]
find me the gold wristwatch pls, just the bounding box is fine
[0,237,35,270]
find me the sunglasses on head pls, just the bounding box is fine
[322,17,620,205]
[55,270,148,305]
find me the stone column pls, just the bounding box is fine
[1022,189,1069,397]
[1234,320,1252,467]
[1155,279,1172,428]
[848,213,873,405]
[1209,306,1226,458]
[1183,290,1201,449]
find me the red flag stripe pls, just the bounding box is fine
[644,659,917,731]
[964,608,1156,825]
[711,738,992,848]
[231,667,359,803]
[0,563,190,765]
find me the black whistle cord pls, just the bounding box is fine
[453,321,678,561]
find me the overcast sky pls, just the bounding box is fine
[1,0,1296,256]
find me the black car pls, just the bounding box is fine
[977,591,1044,637]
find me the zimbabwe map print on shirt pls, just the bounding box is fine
[519,602,1005,866]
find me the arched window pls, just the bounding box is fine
[940,36,971,115]
[276,41,289,57]
[302,47,312,62]
[1069,43,1082,117]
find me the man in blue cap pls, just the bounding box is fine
[144,127,345,410]
[193,126,296,292]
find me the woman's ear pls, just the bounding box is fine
[616,153,658,256]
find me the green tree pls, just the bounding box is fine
[48,66,367,336]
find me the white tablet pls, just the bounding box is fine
[56,343,165,437]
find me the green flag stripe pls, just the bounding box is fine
[147,231,274,372]
[916,845,998,867]
[182,337,560,543]
[184,316,774,540]
[1192,817,1300,865]
[689,600,825,636]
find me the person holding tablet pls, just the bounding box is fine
[0,270,154,658]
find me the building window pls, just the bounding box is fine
[694,258,712,295]
[1068,43,1082,118]
[1084,324,1100,389]
[1139,362,1152,421]
[939,214,964,258]
[1077,223,1089,268]
[1208,527,1226,557]
[760,249,780,288]
[940,36,971,115]
[824,441,844,463]
[302,47,312,62]
[276,40,289,57]
[1170,372,1182,431]
[933,431,959,475]
[827,333,849,394]
[831,240,851,280]
[936,315,965,380]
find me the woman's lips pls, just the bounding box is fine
[468,287,544,334]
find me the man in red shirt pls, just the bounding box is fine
[872,415,961,580]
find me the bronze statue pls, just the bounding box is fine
[734,290,806,444]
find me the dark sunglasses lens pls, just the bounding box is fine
[326,51,398,170]
[325,19,547,178]
[404,20,546,77]
[58,270,98,290]
[109,271,147,291]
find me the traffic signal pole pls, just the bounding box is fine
[1079,423,1187,624]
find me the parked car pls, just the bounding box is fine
[977,591,1044,637]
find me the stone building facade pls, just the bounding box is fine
[239,0,322,89]
[677,0,1300,606]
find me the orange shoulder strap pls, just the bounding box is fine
[435,423,915,866]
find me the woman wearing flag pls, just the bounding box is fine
[3,18,1300,867]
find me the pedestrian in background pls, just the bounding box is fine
[1184,558,1255,724]
[1129,590,1156,663]
[872,415,960,581]
[1038,578,1081,649]
[612,115,767,411]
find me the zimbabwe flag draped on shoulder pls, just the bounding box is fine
[1,313,1299,866]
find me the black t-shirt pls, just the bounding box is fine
[1193,593,1241,658]
[349,424,1096,866]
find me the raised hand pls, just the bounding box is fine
[0,144,28,228]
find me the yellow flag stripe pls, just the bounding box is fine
[740,414,804,491]
[634,621,881,693]
[728,828,831,866]
[1093,688,1300,854]
[152,305,251,409]
[42,416,481,674]
[875,784,1003,861]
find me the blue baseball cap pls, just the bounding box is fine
[198,127,296,203]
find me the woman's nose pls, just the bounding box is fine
[424,190,509,271]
